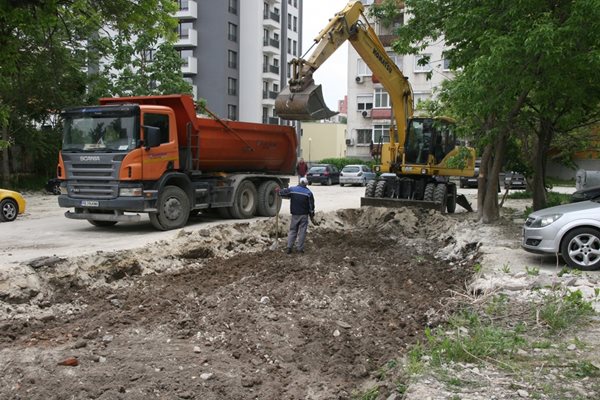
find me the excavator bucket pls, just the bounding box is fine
[275,84,338,121]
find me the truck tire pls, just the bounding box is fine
[423,183,436,201]
[217,207,232,219]
[230,180,257,219]
[152,185,190,230]
[365,180,377,197]
[434,184,448,211]
[446,184,457,214]
[257,180,281,217]
[374,180,387,198]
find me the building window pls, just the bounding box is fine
[374,88,390,108]
[177,22,193,39]
[227,105,237,121]
[287,38,292,54]
[357,59,372,76]
[387,52,402,70]
[293,40,297,56]
[228,23,238,42]
[373,124,391,144]
[178,49,193,66]
[263,29,269,46]
[178,0,189,11]
[294,0,297,7]
[293,16,297,32]
[414,54,432,73]
[287,13,292,29]
[263,2,269,18]
[228,0,237,14]
[287,64,291,78]
[442,58,452,71]
[357,95,373,111]
[143,48,155,63]
[356,129,371,145]
[228,50,237,69]
[228,78,237,96]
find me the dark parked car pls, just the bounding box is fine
[504,171,526,190]
[459,159,481,188]
[571,185,600,203]
[306,164,340,186]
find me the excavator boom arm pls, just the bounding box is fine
[275,0,413,143]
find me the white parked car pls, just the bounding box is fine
[339,164,376,187]
[522,200,600,270]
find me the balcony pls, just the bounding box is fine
[371,108,393,120]
[175,0,197,20]
[181,56,197,75]
[262,64,280,81]
[263,38,280,55]
[263,11,280,29]
[175,28,197,47]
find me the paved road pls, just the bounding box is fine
[0,181,575,268]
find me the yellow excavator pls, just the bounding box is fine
[275,0,476,212]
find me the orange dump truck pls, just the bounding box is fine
[57,94,297,230]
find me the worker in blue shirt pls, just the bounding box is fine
[277,177,315,254]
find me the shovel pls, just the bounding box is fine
[269,194,282,251]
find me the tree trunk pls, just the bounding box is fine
[531,117,554,210]
[478,131,509,223]
[1,124,9,187]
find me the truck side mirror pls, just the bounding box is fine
[143,126,161,149]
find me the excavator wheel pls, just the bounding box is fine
[374,180,387,198]
[365,180,377,197]
[434,184,448,211]
[424,183,436,201]
[446,184,457,213]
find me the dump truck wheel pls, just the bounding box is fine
[149,212,164,230]
[434,184,448,211]
[257,180,280,217]
[365,180,377,197]
[88,220,117,227]
[155,185,190,230]
[446,184,457,213]
[217,207,232,219]
[424,183,436,201]
[230,180,258,219]
[374,180,387,198]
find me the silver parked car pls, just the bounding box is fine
[522,200,600,270]
[339,164,376,187]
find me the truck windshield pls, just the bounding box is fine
[62,111,138,152]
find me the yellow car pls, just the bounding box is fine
[0,189,26,222]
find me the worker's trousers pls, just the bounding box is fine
[287,214,309,251]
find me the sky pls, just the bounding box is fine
[301,0,350,109]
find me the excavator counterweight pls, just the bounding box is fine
[274,84,337,121]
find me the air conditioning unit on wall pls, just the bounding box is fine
[355,76,364,84]
[361,110,371,118]
[345,138,355,146]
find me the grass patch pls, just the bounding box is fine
[538,289,595,333]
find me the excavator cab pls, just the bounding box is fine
[274,83,338,121]
[404,117,456,165]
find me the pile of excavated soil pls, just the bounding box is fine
[0,207,478,399]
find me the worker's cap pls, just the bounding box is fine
[299,177,308,186]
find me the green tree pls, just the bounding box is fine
[0,0,189,187]
[392,0,600,220]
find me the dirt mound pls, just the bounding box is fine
[0,207,478,399]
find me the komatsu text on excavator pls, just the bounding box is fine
[275,0,476,213]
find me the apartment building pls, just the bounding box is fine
[345,0,452,160]
[173,0,302,124]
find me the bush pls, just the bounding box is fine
[315,157,375,171]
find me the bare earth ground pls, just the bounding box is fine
[0,187,598,399]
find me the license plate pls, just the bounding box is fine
[81,200,99,207]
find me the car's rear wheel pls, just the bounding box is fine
[0,198,18,222]
[560,227,600,271]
